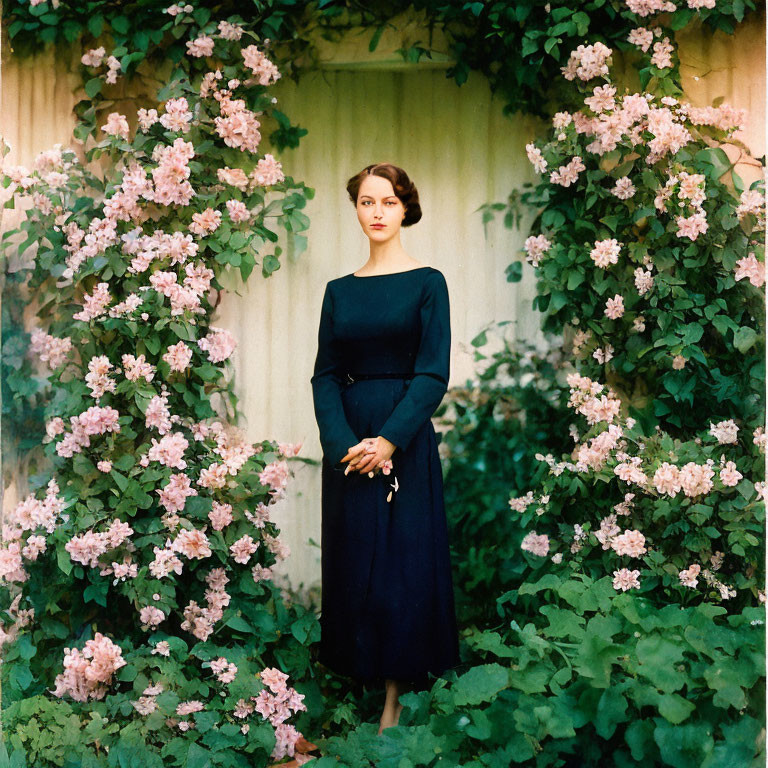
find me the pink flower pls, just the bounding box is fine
[226,199,250,223]
[189,207,222,236]
[172,528,212,559]
[160,97,193,133]
[561,42,612,81]
[241,45,281,85]
[734,252,765,288]
[719,460,743,487]
[186,36,214,58]
[709,419,739,444]
[611,176,636,199]
[627,27,654,52]
[590,238,621,268]
[163,341,194,372]
[525,143,547,173]
[612,567,641,592]
[549,155,585,186]
[679,563,701,587]
[604,294,625,319]
[611,529,647,557]
[650,37,674,69]
[81,46,106,67]
[230,534,259,564]
[653,462,682,496]
[102,112,130,140]
[139,606,166,631]
[523,234,551,267]
[520,530,549,557]
[198,327,236,363]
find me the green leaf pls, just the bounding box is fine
[111,15,130,35]
[451,663,509,706]
[734,326,758,353]
[85,78,103,98]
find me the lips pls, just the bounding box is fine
[371,224,385,229]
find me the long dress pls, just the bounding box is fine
[310,265,461,689]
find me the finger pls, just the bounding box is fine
[357,457,378,474]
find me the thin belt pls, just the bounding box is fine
[344,372,413,383]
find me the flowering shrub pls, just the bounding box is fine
[519,47,765,432]
[1,13,320,766]
[435,328,574,625]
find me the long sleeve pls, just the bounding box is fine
[378,270,451,453]
[311,283,360,466]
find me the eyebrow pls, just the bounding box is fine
[360,195,398,200]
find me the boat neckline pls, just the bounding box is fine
[350,266,432,278]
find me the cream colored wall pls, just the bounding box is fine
[1,16,764,594]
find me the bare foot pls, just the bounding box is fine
[377,701,404,735]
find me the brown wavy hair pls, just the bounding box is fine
[346,163,422,227]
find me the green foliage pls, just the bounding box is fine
[436,326,574,625]
[319,580,765,766]
[3,1,758,118]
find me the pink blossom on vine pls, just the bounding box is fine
[611,176,636,199]
[209,501,234,530]
[139,606,166,631]
[160,97,193,133]
[73,282,112,321]
[612,568,641,591]
[584,84,616,113]
[250,153,285,186]
[81,47,106,67]
[218,20,244,40]
[604,294,625,319]
[523,234,551,266]
[549,155,585,186]
[163,341,194,372]
[198,327,237,363]
[675,210,708,240]
[709,419,739,444]
[157,472,198,513]
[589,238,621,268]
[102,112,130,140]
[680,461,715,497]
[611,529,647,557]
[186,36,215,58]
[230,534,260,564]
[51,633,127,702]
[650,37,674,69]
[521,531,550,557]
[734,252,766,288]
[627,27,654,52]
[561,42,612,81]
[226,199,250,223]
[145,393,173,434]
[190,207,222,236]
[151,138,195,206]
[29,328,72,369]
[137,108,159,131]
[679,563,701,587]
[122,353,156,382]
[241,45,281,85]
[719,460,743,487]
[525,142,547,173]
[198,462,229,489]
[735,189,764,222]
[214,94,262,152]
[217,166,249,189]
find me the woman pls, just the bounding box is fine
[310,162,461,734]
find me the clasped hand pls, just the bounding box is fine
[340,436,396,476]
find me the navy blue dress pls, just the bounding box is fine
[311,266,461,688]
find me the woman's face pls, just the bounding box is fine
[356,174,406,242]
